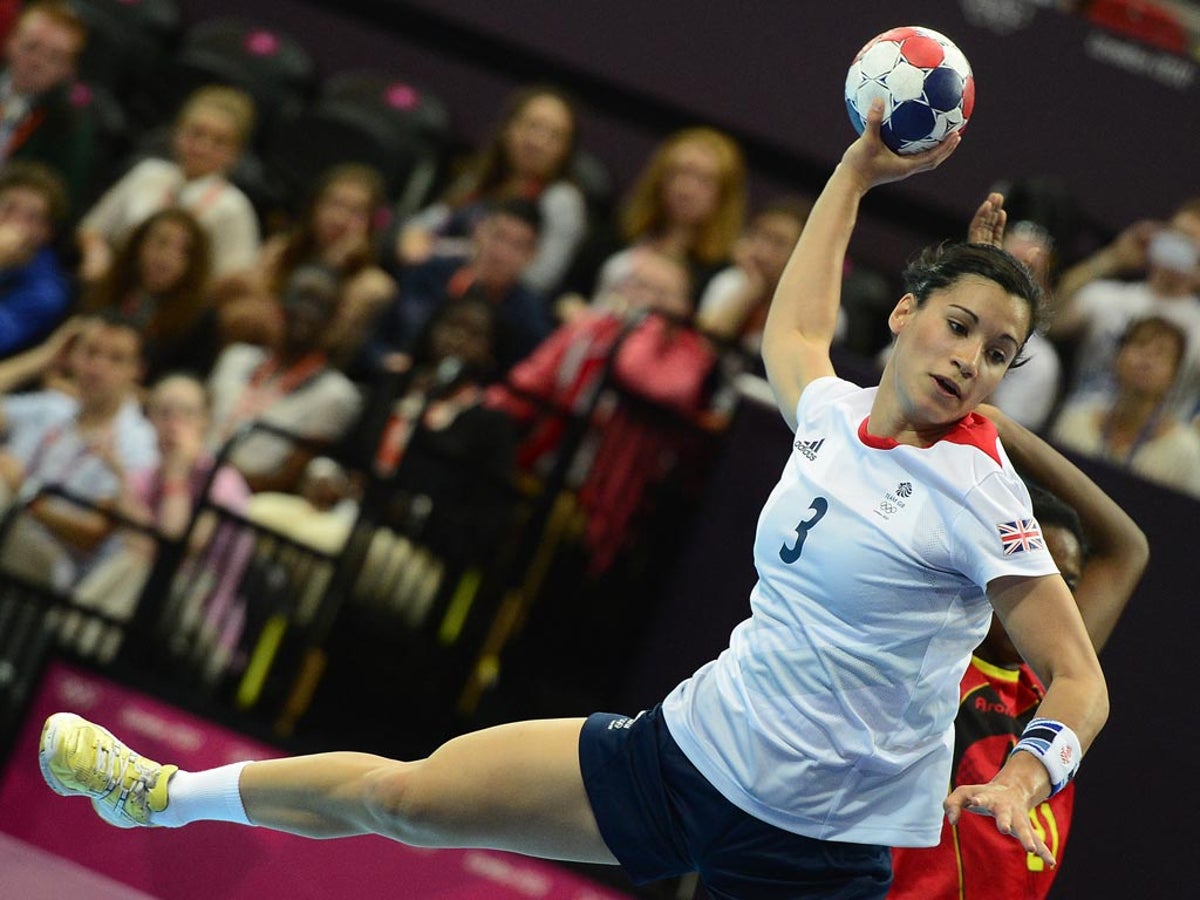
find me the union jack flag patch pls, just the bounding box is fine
[997,519,1044,555]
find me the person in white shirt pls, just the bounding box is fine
[1049,197,1200,420]
[39,102,1109,900]
[76,85,261,282]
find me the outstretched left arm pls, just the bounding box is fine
[945,572,1109,867]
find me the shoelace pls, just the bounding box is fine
[90,735,156,813]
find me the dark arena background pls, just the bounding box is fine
[0,2,1195,898]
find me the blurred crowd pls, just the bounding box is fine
[0,1,1195,661]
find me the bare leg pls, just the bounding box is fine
[239,717,618,864]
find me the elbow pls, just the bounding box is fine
[1128,526,1151,578]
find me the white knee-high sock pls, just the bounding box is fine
[151,761,254,827]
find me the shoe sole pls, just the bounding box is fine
[39,712,141,828]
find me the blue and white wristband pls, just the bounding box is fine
[1011,717,1082,797]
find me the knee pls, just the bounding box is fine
[360,761,444,846]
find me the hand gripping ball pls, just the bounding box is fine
[845,26,975,154]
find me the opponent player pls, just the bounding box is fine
[39,101,1108,899]
[889,399,1146,899]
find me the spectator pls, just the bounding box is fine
[397,84,585,295]
[372,295,517,569]
[0,159,70,356]
[372,198,551,373]
[0,312,157,589]
[968,195,1064,432]
[1049,197,1200,419]
[206,264,362,494]
[221,163,396,367]
[77,85,261,282]
[490,247,715,570]
[696,196,810,353]
[0,1,93,211]
[559,125,746,316]
[80,208,216,380]
[67,372,252,665]
[1050,315,1200,498]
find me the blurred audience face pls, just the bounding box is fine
[138,217,194,294]
[0,184,51,252]
[312,177,373,250]
[280,267,339,353]
[173,104,242,180]
[744,210,805,284]
[427,301,496,373]
[505,93,573,181]
[1002,222,1054,291]
[661,140,722,229]
[147,375,208,456]
[5,9,82,96]
[70,322,142,409]
[1115,319,1186,400]
[618,250,691,318]
[473,211,537,288]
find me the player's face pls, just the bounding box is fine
[888,276,1031,426]
[982,524,1082,665]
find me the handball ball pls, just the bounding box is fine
[845,26,974,154]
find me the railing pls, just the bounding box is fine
[0,315,745,760]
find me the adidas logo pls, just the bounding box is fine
[794,438,825,461]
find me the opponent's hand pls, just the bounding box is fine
[841,99,961,191]
[968,192,1007,247]
[944,779,1056,868]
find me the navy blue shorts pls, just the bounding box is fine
[578,704,892,899]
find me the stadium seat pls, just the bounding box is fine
[72,0,182,94]
[568,148,615,219]
[267,71,451,216]
[132,17,317,140]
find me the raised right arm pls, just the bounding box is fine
[761,103,960,429]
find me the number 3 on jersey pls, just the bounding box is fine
[780,497,829,564]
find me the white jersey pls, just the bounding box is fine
[662,377,1059,848]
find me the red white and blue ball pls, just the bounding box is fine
[845,26,975,154]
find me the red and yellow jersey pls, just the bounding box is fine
[889,655,1076,899]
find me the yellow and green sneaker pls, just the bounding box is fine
[39,712,178,828]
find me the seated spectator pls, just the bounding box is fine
[1051,315,1200,498]
[696,196,810,353]
[373,296,517,569]
[220,163,396,368]
[77,85,261,282]
[372,198,551,373]
[80,208,216,380]
[206,265,362,493]
[0,312,157,589]
[967,194,1064,432]
[1049,196,1200,418]
[397,84,585,295]
[558,126,746,318]
[0,160,70,356]
[65,372,252,664]
[490,248,716,571]
[0,1,94,211]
